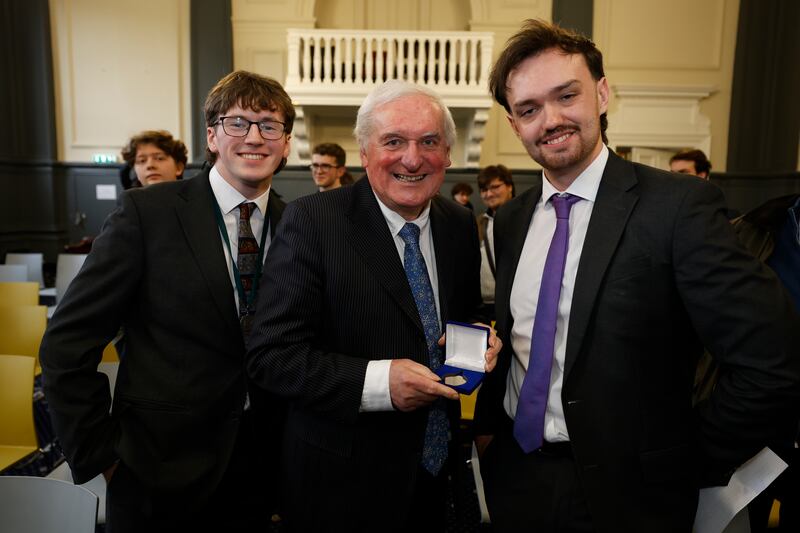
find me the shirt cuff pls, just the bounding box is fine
[360,359,394,411]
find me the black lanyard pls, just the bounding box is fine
[212,200,269,313]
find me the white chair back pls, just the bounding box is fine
[47,462,109,525]
[55,254,88,304]
[44,362,118,527]
[0,264,28,282]
[0,476,98,533]
[5,253,44,288]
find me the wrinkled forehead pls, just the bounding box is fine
[373,98,444,135]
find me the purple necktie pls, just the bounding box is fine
[513,193,581,453]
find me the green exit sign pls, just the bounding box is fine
[92,154,117,164]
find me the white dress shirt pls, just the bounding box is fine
[208,165,272,311]
[504,145,608,442]
[479,212,496,304]
[360,195,440,411]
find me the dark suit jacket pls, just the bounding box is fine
[40,170,285,509]
[474,152,800,533]
[247,177,483,530]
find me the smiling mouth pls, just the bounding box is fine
[542,131,575,145]
[240,154,266,160]
[394,173,426,182]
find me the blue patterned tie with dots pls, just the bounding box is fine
[398,222,449,476]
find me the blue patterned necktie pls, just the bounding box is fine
[514,193,581,453]
[398,222,449,475]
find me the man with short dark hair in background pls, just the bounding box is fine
[473,19,800,533]
[669,148,712,179]
[311,142,347,191]
[40,70,292,531]
[451,181,475,210]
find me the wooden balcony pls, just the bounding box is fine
[284,28,494,167]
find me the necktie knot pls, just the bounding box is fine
[239,202,256,221]
[398,222,421,246]
[550,193,581,220]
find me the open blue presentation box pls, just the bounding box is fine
[435,321,490,394]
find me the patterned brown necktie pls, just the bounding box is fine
[237,202,258,336]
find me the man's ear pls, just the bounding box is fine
[207,126,218,155]
[597,77,609,115]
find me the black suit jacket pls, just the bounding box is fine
[40,170,285,507]
[247,177,483,530]
[474,152,800,533]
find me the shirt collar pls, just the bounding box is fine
[541,144,608,204]
[373,191,432,237]
[209,165,271,216]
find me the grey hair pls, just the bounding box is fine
[354,80,457,149]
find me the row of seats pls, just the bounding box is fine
[1,252,87,307]
[0,253,45,287]
[1,259,118,531]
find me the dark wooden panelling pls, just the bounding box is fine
[2,160,797,264]
[0,161,68,262]
[713,172,800,215]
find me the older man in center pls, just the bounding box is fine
[248,80,498,532]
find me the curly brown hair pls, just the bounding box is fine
[121,130,188,172]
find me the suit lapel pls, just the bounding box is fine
[496,182,543,332]
[266,189,285,238]
[564,152,639,379]
[346,178,425,335]
[430,197,454,323]
[174,171,241,339]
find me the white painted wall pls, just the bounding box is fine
[50,0,192,162]
[48,0,742,170]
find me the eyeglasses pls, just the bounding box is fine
[309,163,341,172]
[215,116,286,140]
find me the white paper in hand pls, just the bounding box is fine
[693,447,787,533]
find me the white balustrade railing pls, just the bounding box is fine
[286,28,494,107]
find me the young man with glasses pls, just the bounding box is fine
[476,164,515,318]
[310,142,347,192]
[41,70,292,531]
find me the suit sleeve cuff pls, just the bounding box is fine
[360,359,394,411]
